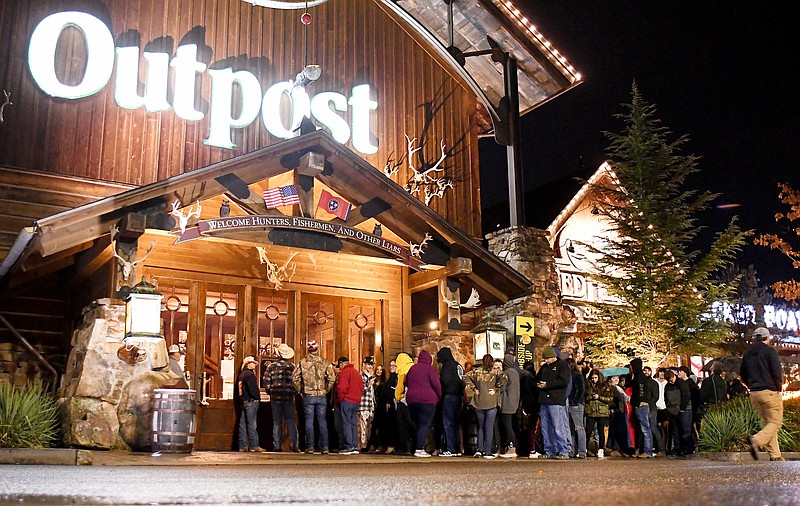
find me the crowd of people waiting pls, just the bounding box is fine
[235,340,749,459]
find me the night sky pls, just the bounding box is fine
[479,2,800,287]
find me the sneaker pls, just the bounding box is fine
[473,451,483,458]
[483,454,497,459]
[500,449,517,458]
[414,450,432,458]
[304,448,314,454]
[439,451,454,457]
[554,454,570,460]
[576,453,586,459]
[453,452,462,457]
[251,447,266,453]
[528,451,543,459]
[770,457,786,462]
[637,453,653,459]
[321,448,329,455]
[340,448,359,455]
[596,449,604,459]
[238,447,249,453]
[747,436,762,461]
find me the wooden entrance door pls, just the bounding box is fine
[300,295,382,366]
[193,283,245,450]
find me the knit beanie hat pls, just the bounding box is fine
[542,347,556,359]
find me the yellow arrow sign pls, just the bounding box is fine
[515,316,535,336]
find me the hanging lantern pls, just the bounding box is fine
[470,315,507,362]
[125,276,164,341]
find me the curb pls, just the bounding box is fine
[2,449,797,466]
[0,448,92,465]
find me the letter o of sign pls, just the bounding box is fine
[29,12,115,99]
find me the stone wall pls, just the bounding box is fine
[486,226,578,360]
[59,299,182,451]
[413,330,474,367]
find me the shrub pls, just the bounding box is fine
[0,381,60,448]
[699,396,800,453]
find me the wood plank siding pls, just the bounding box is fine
[0,0,483,238]
[0,167,132,262]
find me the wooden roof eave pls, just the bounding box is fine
[25,130,531,302]
[32,133,329,258]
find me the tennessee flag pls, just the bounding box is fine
[318,190,352,220]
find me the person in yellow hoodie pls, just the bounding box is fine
[394,353,415,455]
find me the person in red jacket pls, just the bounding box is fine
[335,357,364,454]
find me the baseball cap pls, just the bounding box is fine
[168,344,181,354]
[337,356,349,366]
[363,356,375,365]
[752,327,770,341]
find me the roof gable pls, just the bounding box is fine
[16,130,531,302]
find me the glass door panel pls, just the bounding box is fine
[346,300,378,366]
[305,297,338,365]
[203,289,240,400]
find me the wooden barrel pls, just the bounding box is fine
[151,389,197,453]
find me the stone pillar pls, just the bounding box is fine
[59,299,180,450]
[486,226,578,361]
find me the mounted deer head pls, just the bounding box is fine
[171,200,202,234]
[110,226,155,283]
[402,135,452,205]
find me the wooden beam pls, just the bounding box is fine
[408,257,472,293]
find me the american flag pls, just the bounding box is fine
[263,185,300,208]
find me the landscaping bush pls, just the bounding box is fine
[0,381,60,448]
[699,396,800,453]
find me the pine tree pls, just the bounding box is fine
[583,85,748,367]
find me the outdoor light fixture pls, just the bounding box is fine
[293,64,322,88]
[124,277,164,342]
[471,315,507,362]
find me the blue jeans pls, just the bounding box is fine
[475,407,497,455]
[303,396,328,451]
[635,405,653,455]
[271,400,298,450]
[442,395,462,453]
[339,400,359,451]
[649,407,664,453]
[568,403,587,455]
[540,404,570,456]
[677,409,694,454]
[238,400,259,450]
[409,403,436,451]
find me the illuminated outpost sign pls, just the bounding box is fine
[28,11,378,153]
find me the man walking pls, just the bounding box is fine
[293,340,335,454]
[741,326,784,461]
[535,346,571,459]
[263,343,299,452]
[335,356,364,454]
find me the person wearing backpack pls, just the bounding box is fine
[437,347,464,457]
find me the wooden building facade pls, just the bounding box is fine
[0,0,579,449]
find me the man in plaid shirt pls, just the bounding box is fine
[358,356,376,452]
[263,343,299,452]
